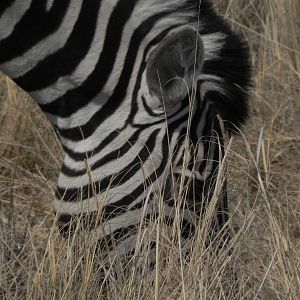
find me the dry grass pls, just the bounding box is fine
[0,1,300,299]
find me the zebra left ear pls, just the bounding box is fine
[146,27,204,106]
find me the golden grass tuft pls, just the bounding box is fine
[1,1,300,299]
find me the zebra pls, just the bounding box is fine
[0,0,251,262]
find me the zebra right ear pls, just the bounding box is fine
[146,27,204,106]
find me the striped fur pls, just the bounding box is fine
[0,1,251,258]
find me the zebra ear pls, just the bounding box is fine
[146,27,204,106]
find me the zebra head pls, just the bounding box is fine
[54,25,208,236]
[0,0,251,257]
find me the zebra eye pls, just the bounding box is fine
[146,26,204,107]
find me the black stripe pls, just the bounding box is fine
[50,11,172,140]
[133,101,187,129]
[62,130,120,161]
[0,0,14,18]
[0,0,71,64]
[61,129,142,177]
[190,90,206,145]
[15,0,102,90]
[56,129,160,201]
[40,0,138,118]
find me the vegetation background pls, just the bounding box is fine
[0,0,299,299]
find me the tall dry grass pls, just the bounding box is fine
[0,1,299,299]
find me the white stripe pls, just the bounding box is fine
[58,127,166,189]
[0,0,32,41]
[2,0,84,78]
[31,0,120,106]
[46,0,56,11]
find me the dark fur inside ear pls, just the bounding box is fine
[146,27,204,106]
